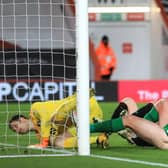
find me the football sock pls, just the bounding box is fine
[143,106,158,122]
[131,103,158,122]
[163,124,168,136]
[63,136,98,148]
[111,102,128,119]
[133,103,154,118]
[90,117,124,133]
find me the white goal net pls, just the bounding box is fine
[0,0,89,157]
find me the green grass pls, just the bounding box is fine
[0,102,168,168]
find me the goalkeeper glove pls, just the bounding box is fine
[28,137,49,149]
[96,133,109,149]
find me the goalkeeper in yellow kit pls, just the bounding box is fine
[9,89,108,149]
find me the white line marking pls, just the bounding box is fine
[0,154,74,158]
[91,154,168,167]
[0,142,76,158]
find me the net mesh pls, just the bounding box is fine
[0,0,77,157]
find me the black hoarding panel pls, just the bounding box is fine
[91,81,118,102]
[0,81,118,102]
[0,49,76,80]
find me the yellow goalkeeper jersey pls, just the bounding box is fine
[29,94,103,139]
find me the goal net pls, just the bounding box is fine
[0,0,89,157]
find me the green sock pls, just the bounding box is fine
[144,106,158,122]
[163,124,168,135]
[90,117,124,133]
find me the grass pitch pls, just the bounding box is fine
[0,102,168,168]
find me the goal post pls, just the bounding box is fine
[0,0,90,157]
[76,0,90,156]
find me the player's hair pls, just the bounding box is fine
[8,114,28,130]
[102,35,109,46]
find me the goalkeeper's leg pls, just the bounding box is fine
[50,133,105,148]
[61,136,99,148]
[49,126,108,148]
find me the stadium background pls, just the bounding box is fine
[1,0,168,168]
[0,0,168,103]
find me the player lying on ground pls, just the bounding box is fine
[111,97,157,146]
[9,89,108,149]
[90,97,168,149]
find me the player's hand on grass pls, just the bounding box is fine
[96,133,109,149]
[28,137,49,149]
[28,144,47,149]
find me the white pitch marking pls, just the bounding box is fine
[91,154,168,168]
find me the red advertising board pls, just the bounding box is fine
[127,13,145,21]
[89,13,96,21]
[122,42,133,54]
[118,80,168,103]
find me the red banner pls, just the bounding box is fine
[89,13,96,21]
[122,42,133,54]
[118,80,168,102]
[127,13,145,21]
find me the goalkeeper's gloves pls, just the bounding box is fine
[96,133,109,149]
[28,137,49,149]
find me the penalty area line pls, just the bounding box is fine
[91,154,168,168]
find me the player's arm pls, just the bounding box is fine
[39,118,51,147]
[28,110,50,149]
